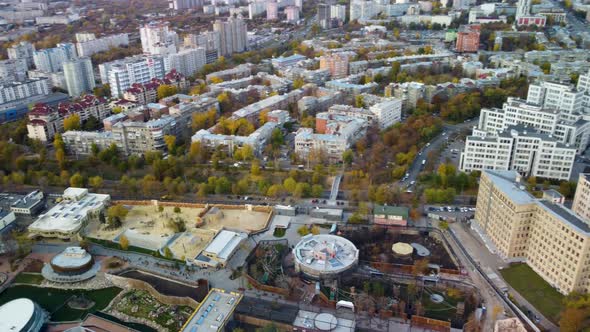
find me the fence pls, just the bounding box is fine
[411,315,451,332]
[244,273,290,296]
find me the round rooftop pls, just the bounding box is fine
[50,247,93,272]
[392,242,413,256]
[315,313,338,330]
[293,234,358,278]
[0,298,35,331]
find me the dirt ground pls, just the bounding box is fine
[167,229,216,260]
[202,208,269,232]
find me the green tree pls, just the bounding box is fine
[164,135,176,155]
[112,106,123,114]
[293,77,305,89]
[355,95,365,108]
[164,246,173,259]
[283,177,297,193]
[251,160,261,176]
[311,184,323,198]
[119,235,129,250]
[342,149,353,166]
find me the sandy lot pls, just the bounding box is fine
[167,228,216,260]
[203,208,269,232]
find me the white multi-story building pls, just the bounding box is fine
[330,4,346,23]
[63,57,96,97]
[350,0,376,21]
[481,98,590,154]
[75,33,129,57]
[0,58,28,84]
[99,56,166,97]
[460,125,576,181]
[7,41,35,68]
[213,17,248,56]
[165,47,206,77]
[285,5,300,23]
[192,122,277,156]
[369,98,402,129]
[140,21,179,55]
[527,80,584,116]
[170,0,203,10]
[0,78,50,105]
[267,0,278,20]
[184,31,220,64]
[248,1,267,19]
[295,113,367,163]
[33,43,77,73]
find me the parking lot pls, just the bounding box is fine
[425,205,475,222]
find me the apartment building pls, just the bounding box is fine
[527,80,584,116]
[461,125,576,181]
[192,122,277,157]
[63,57,95,97]
[75,33,129,57]
[295,113,367,163]
[33,43,77,73]
[164,47,206,77]
[99,55,166,97]
[122,70,189,105]
[140,21,179,55]
[326,98,402,130]
[7,41,35,68]
[27,95,111,142]
[455,25,480,53]
[285,6,300,23]
[183,31,220,64]
[0,59,28,84]
[267,0,278,20]
[475,170,590,295]
[213,17,248,56]
[319,53,350,79]
[205,64,252,83]
[573,174,590,223]
[0,78,50,105]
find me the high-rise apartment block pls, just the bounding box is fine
[213,17,248,56]
[99,56,166,97]
[7,41,35,69]
[267,0,278,20]
[33,43,77,73]
[170,0,203,10]
[63,57,96,97]
[0,59,28,84]
[164,48,206,77]
[474,170,590,295]
[140,21,179,55]
[75,33,129,57]
[0,78,50,106]
[285,6,300,23]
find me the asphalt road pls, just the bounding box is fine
[401,118,479,191]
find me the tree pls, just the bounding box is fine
[164,135,176,155]
[112,106,123,114]
[311,184,323,198]
[342,149,353,166]
[108,204,129,223]
[55,148,66,170]
[251,160,261,176]
[83,115,100,131]
[283,177,297,193]
[119,235,129,250]
[560,307,586,332]
[88,175,103,191]
[69,172,84,187]
[293,77,305,89]
[164,246,173,259]
[310,225,321,235]
[63,114,81,131]
[157,84,178,100]
[355,95,365,108]
[174,206,181,213]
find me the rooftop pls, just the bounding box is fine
[51,246,92,269]
[373,205,409,218]
[538,200,590,235]
[484,170,536,205]
[294,234,359,274]
[0,298,36,332]
[180,289,242,332]
[29,188,109,235]
[202,230,247,260]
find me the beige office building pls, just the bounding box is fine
[475,170,590,294]
[573,174,590,223]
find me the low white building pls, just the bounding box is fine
[0,209,16,232]
[193,230,247,267]
[28,188,110,239]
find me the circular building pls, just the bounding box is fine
[293,234,359,280]
[392,242,413,258]
[0,298,47,332]
[42,247,100,283]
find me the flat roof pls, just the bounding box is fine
[293,310,355,332]
[373,205,409,218]
[29,189,109,234]
[0,298,36,331]
[484,170,536,205]
[538,200,590,235]
[180,289,242,332]
[202,230,246,260]
[294,234,358,273]
[51,246,92,269]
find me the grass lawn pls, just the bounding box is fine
[13,272,44,285]
[0,285,122,322]
[500,264,564,323]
